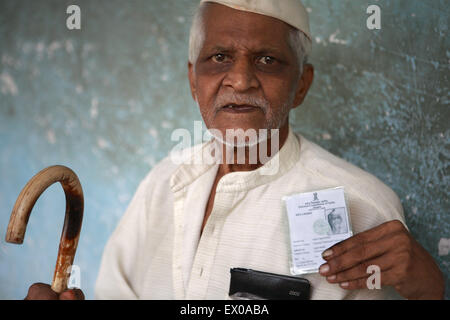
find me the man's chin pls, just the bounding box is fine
[206,126,277,148]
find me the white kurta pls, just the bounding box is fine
[95,126,405,300]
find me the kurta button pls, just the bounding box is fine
[199,267,203,277]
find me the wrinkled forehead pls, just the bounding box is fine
[201,3,294,51]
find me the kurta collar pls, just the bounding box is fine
[170,125,301,193]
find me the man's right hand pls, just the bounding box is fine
[25,283,85,300]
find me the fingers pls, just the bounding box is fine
[25,283,58,300]
[333,267,402,291]
[320,235,394,275]
[24,283,85,300]
[59,288,85,300]
[317,220,410,292]
[322,220,406,259]
[324,252,396,286]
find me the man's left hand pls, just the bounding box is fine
[319,220,445,299]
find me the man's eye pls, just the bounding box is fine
[211,54,228,63]
[258,56,276,65]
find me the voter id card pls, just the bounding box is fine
[283,187,353,275]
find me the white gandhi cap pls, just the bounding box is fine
[200,0,311,40]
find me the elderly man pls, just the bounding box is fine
[26,0,444,300]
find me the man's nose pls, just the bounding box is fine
[222,57,259,92]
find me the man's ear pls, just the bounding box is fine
[292,63,314,108]
[188,62,197,102]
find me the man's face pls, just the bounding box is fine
[330,215,342,231]
[188,3,313,142]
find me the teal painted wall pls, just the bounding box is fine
[0,0,448,299]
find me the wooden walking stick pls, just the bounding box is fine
[5,165,84,293]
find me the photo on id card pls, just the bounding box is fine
[283,187,353,275]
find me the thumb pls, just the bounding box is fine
[59,288,85,300]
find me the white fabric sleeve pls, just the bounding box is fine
[94,176,151,300]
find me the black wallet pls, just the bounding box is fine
[229,268,311,300]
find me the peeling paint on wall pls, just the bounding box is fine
[439,238,450,257]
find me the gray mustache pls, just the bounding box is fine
[212,93,270,113]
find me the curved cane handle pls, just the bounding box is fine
[5,165,84,293]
